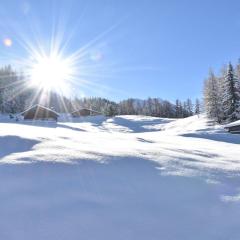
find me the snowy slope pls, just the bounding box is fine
[0,114,240,240]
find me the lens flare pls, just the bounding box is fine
[3,38,12,47]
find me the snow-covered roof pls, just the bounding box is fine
[19,104,59,116]
[225,120,240,128]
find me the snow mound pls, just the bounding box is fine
[161,114,222,134]
[1,114,240,239]
[0,114,239,172]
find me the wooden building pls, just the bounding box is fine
[225,120,240,134]
[71,108,102,117]
[20,104,59,121]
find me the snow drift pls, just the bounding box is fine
[0,114,240,240]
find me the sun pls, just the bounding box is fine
[29,52,74,91]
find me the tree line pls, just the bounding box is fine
[203,61,240,123]
[0,65,200,118]
[118,98,200,118]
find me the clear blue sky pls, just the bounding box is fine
[1,0,240,102]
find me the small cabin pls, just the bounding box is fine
[20,104,59,121]
[225,120,240,134]
[71,108,102,117]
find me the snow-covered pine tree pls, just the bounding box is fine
[0,65,28,113]
[222,63,240,121]
[218,64,227,112]
[175,99,181,118]
[104,103,118,117]
[186,98,193,116]
[203,69,223,122]
[235,58,240,81]
[194,98,201,115]
[182,101,188,117]
[179,101,184,118]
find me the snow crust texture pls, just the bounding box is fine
[0,114,240,240]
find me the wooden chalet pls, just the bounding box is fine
[225,120,240,134]
[20,104,59,121]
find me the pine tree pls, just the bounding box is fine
[222,63,240,121]
[195,98,201,115]
[186,98,193,116]
[203,69,223,122]
[104,103,118,117]
[179,101,184,118]
[235,58,240,80]
[175,99,181,118]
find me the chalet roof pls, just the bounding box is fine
[71,108,102,114]
[225,120,240,128]
[20,104,59,116]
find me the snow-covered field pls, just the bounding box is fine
[0,114,240,239]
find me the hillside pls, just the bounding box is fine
[0,114,240,239]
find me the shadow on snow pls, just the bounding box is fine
[110,116,173,133]
[0,136,40,158]
[0,158,240,240]
[181,131,240,144]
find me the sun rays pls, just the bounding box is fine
[0,2,137,111]
[28,51,75,91]
[9,20,122,98]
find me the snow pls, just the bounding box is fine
[0,114,240,239]
[225,119,240,127]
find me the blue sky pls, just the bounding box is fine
[1,0,240,102]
